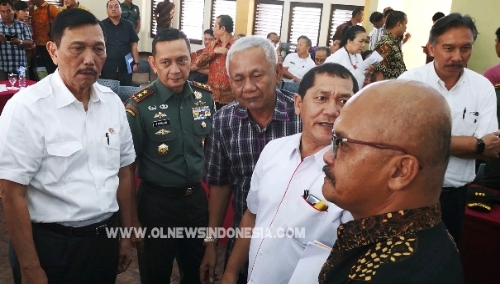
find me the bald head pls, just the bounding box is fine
[344,80,451,172]
[324,80,451,217]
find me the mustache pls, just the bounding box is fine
[322,165,335,183]
[444,63,464,68]
[77,68,98,75]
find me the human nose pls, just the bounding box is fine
[323,148,336,165]
[450,48,462,62]
[82,48,96,65]
[242,77,257,92]
[324,99,341,117]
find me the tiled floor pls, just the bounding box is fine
[0,201,227,284]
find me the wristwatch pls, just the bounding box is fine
[476,138,485,154]
[203,237,218,244]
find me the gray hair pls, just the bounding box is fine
[226,36,278,74]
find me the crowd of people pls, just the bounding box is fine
[1,2,500,284]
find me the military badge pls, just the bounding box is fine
[160,104,169,109]
[201,121,207,128]
[155,129,171,136]
[148,105,157,111]
[192,106,211,121]
[194,91,203,100]
[158,144,169,155]
[154,112,167,118]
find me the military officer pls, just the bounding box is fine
[125,28,214,284]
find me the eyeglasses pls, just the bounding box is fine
[332,132,423,169]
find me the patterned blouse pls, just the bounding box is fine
[374,30,407,79]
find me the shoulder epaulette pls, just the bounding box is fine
[494,83,500,90]
[191,81,212,92]
[130,87,154,103]
[125,103,139,117]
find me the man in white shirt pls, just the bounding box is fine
[399,13,500,244]
[221,63,357,284]
[368,11,385,51]
[282,35,316,83]
[0,9,136,283]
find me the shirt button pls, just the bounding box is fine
[185,155,189,159]
[183,131,187,135]
[295,175,300,179]
[180,106,183,110]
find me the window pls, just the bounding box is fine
[211,0,237,31]
[150,0,162,37]
[46,0,63,6]
[328,4,363,46]
[287,2,322,48]
[253,0,284,38]
[179,0,206,44]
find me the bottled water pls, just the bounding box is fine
[18,64,26,88]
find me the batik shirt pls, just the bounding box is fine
[374,30,407,79]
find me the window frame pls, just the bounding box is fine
[150,0,162,38]
[252,0,284,38]
[210,0,237,32]
[287,2,323,47]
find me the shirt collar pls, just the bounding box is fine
[289,134,332,168]
[52,69,101,108]
[335,203,441,251]
[156,80,191,102]
[233,89,291,122]
[428,62,467,89]
[384,30,401,44]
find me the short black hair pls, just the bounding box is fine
[352,7,363,18]
[369,11,383,24]
[216,15,234,33]
[298,35,312,47]
[361,50,373,60]
[340,25,366,48]
[204,29,214,36]
[432,12,445,22]
[267,32,278,38]
[428,13,478,45]
[51,8,106,47]
[383,8,393,18]
[385,10,406,30]
[14,0,28,11]
[297,63,359,98]
[0,0,13,9]
[496,27,500,41]
[106,0,121,8]
[152,28,190,56]
[316,46,331,57]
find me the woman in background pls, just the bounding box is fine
[325,26,373,90]
[155,0,175,31]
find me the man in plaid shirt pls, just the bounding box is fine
[200,36,302,284]
[0,0,33,80]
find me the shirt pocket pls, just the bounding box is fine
[45,141,83,182]
[104,131,121,170]
[193,119,212,137]
[148,127,177,161]
[287,197,328,246]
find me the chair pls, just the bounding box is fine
[97,78,120,93]
[118,85,142,102]
[132,59,152,87]
[473,163,486,184]
[282,81,299,94]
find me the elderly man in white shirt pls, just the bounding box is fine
[282,35,316,83]
[399,13,500,245]
[0,9,136,284]
[220,63,357,284]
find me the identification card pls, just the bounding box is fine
[192,106,211,121]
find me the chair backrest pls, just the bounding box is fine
[118,86,142,102]
[97,78,120,93]
[282,81,299,94]
[137,59,150,74]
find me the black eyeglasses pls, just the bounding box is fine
[332,133,423,169]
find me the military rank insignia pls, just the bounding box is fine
[191,81,211,92]
[131,88,154,103]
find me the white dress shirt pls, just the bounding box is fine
[369,26,385,51]
[0,70,136,225]
[399,62,498,187]
[325,47,365,90]
[246,133,351,284]
[283,53,316,82]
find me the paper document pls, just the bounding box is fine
[358,50,383,71]
[288,240,332,284]
[0,84,7,92]
[125,53,134,74]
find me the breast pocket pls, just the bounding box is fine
[104,132,121,170]
[45,142,83,182]
[148,127,177,161]
[287,197,328,246]
[193,119,212,136]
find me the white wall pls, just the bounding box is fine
[79,0,364,52]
